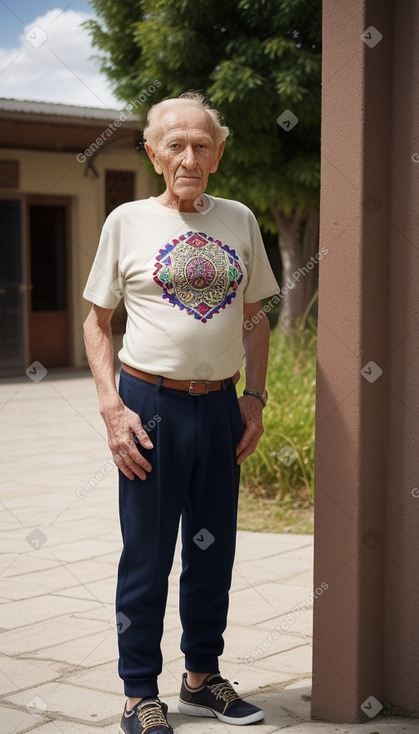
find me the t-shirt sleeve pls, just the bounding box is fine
[83,218,122,309]
[243,212,279,303]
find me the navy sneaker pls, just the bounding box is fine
[178,672,264,725]
[119,697,173,734]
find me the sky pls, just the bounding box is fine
[0,0,120,108]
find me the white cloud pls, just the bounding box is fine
[0,8,120,108]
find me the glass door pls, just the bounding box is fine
[0,199,25,371]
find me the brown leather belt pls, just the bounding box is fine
[122,364,240,395]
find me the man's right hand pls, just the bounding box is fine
[101,399,153,480]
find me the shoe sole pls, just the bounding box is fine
[178,700,264,725]
[119,724,173,734]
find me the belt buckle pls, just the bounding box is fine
[189,380,209,396]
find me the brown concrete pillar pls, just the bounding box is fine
[383,0,419,716]
[312,0,393,723]
[313,0,419,721]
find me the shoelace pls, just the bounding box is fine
[136,700,168,730]
[207,679,241,705]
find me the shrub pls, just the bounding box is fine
[238,323,317,503]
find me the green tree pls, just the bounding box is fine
[86,0,321,329]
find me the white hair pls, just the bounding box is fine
[143,92,230,148]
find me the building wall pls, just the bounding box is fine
[0,145,158,369]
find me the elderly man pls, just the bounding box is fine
[83,92,278,734]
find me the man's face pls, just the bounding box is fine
[145,106,225,210]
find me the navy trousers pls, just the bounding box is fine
[116,369,244,698]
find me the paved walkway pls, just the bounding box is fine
[0,370,416,733]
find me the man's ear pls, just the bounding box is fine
[210,140,225,174]
[144,142,163,175]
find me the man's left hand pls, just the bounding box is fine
[236,395,264,465]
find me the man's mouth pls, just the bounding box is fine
[177,175,200,181]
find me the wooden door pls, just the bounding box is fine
[27,196,72,367]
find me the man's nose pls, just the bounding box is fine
[181,145,197,169]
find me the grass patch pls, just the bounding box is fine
[238,488,314,534]
[237,323,317,531]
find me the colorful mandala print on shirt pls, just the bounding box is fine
[153,231,243,322]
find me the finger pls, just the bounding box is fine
[236,442,257,465]
[119,464,135,481]
[235,425,256,457]
[133,428,153,450]
[114,454,148,481]
[113,445,152,479]
[236,422,262,464]
[129,412,154,449]
[236,435,260,464]
[117,440,152,469]
[125,448,152,475]
[113,452,135,480]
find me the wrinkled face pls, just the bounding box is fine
[145,106,225,208]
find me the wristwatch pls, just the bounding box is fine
[243,389,268,407]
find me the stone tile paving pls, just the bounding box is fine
[0,372,417,733]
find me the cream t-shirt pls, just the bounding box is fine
[83,195,279,380]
